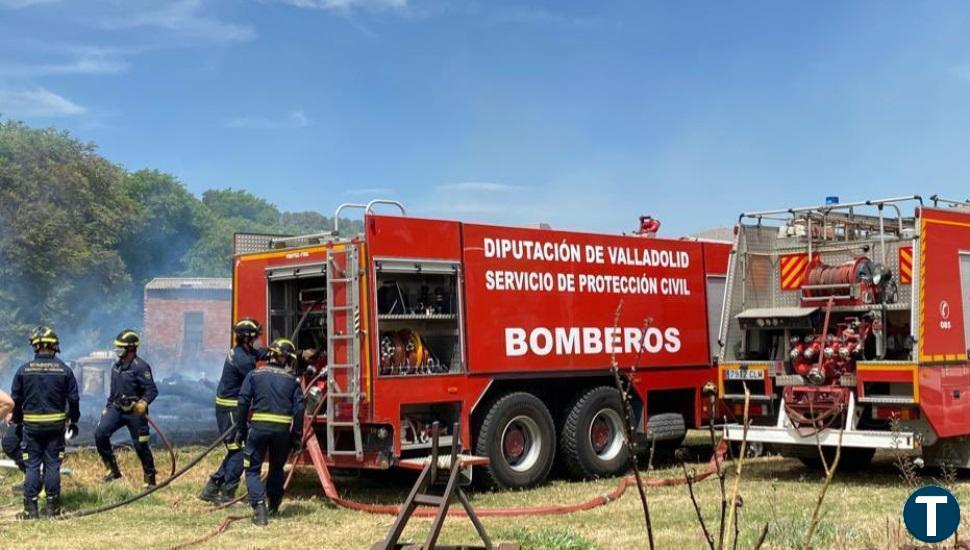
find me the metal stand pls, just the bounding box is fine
[374,422,497,550]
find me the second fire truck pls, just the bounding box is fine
[718,195,970,469]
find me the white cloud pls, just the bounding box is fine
[436,182,526,192]
[272,0,407,12]
[93,0,255,43]
[0,0,59,8]
[0,87,85,117]
[0,56,129,77]
[227,110,310,129]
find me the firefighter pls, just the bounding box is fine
[234,338,305,526]
[10,326,80,519]
[94,329,159,487]
[199,318,269,505]
[1,388,26,494]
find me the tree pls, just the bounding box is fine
[0,121,136,355]
[118,169,205,293]
[202,188,281,226]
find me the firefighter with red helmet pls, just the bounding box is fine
[10,326,80,519]
[234,338,305,526]
[200,318,270,504]
[94,329,159,487]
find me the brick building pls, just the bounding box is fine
[143,277,232,378]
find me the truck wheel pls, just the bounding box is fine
[476,392,556,489]
[560,386,630,479]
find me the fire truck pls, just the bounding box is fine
[232,201,730,489]
[718,195,970,469]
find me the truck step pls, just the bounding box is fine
[858,395,916,405]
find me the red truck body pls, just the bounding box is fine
[232,209,729,488]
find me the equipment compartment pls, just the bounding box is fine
[374,259,464,376]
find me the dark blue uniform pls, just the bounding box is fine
[94,356,158,475]
[237,364,304,511]
[10,353,80,501]
[210,345,268,488]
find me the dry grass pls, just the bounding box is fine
[0,432,963,549]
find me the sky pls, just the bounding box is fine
[2,1,970,236]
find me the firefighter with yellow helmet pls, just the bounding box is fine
[94,329,159,487]
[10,326,80,519]
[200,318,270,504]
[234,338,305,525]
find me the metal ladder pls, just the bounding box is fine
[326,245,364,460]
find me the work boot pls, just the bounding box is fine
[45,495,62,518]
[199,477,222,504]
[143,472,157,489]
[252,502,268,526]
[102,457,122,482]
[18,497,39,520]
[218,481,239,504]
[268,498,281,516]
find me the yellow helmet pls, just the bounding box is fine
[113,329,140,348]
[268,338,297,364]
[29,326,59,351]
[233,318,262,338]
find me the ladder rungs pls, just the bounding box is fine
[329,450,363,456]
[329,278,352,283]
[329,392,359,398]
[328,363,358,369]
[328,421,358,427]
[414,494,444,507]
[329,334,355,340]
[330,305,354,311]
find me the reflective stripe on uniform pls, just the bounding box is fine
[251,412,292,424]
[243,457,250,468]
[23,412,67,423]
[226,442,241,450]
[215,396,238,407]
[138,435,151,443]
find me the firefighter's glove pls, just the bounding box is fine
[133,400,148,417]
[301,349,318,362]
[66,423,78,440]
[290,434,303,454]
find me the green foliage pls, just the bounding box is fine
[118,169,206,291]
[496,527,594,550]
[202,188,281,226]
[0,120,135,353]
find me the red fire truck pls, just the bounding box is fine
[232,201,730,488]
[718,195,970,468]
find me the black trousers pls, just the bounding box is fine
[244,426,290,509]
[22,427,64,499]
[95,406,155,475]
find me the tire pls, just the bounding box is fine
[796,447,874,471]
[560,386,630,479]
[638,413,687,462]
[475,392,556,489]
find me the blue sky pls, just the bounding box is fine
[2,1,970,236]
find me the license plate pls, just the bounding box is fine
[726,369,764,380]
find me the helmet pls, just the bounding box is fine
[29,326,59,352]
[233,318,262,339]
[113,329,140,348]
[267,338,297,365]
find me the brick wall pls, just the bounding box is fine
[143,297,232,377]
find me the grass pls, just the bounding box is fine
[0,431,962,549]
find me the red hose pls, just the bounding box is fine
[318,440,727,518]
